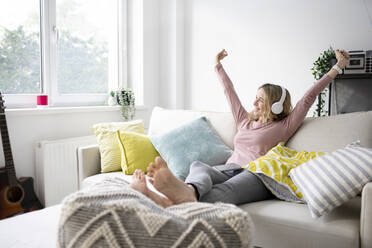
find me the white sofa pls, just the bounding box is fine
[78,107,372,248]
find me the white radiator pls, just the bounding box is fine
[35,135,97,207]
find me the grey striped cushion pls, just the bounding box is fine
[289,142,372,218]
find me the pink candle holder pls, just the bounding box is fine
[37,95,48,108]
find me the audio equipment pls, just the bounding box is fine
[271,86,286,115]
[344,50,372,74]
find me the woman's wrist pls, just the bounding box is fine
[336,62,346,70]
[326,61,346,79]
[332,64,343,74]
[327,67,339,79]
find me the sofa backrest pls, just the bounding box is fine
[148,107,372,152]
[286,110,372,152]
[148,107,236,149]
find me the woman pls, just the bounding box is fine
[130,49,350,208]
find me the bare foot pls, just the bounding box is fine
[147,162,155,178]
[147,157,197,204]
[130,169,149,195]
[130,169,173,208]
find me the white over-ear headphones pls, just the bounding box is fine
[271,86,286,115]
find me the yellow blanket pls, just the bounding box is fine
[242,142,325,200]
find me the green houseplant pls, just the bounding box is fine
[116,88,135,121]
[310,47,336,117]
[107,90,117,106]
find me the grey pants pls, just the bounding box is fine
[185,161,272,205]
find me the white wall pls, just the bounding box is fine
[181,0,372,113]
[158,0,185,109]
[2,108,151,179]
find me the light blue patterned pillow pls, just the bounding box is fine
[150,117,233,181]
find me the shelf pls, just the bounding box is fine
[336,73,372,79]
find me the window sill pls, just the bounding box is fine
[5,105,148,116]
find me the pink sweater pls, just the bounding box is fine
[215,63,332,166]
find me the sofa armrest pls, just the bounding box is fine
[361,182,372,248]
[77,144,100,189]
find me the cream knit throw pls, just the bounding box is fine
[57,177,254,248]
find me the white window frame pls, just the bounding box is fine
[4,0,127,108]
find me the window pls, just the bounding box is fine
[0,0,41,95]
[0,0,127,108]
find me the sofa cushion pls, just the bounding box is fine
[290,142,372,218]
[239,198,360,248]
[150,117,232,181]
[286,111,372,152]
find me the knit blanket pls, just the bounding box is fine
[57,176,254,248]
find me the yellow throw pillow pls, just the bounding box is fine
[91,120,145,173]
[116,131,160,175]
[91,120,144,133]
[242,142,325,200]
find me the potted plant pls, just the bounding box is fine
[116,88,135,121]
[310,47,336,117]
[107,91,117,106]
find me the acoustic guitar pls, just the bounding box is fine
[0,92,43,219]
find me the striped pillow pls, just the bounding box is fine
[289,141,372,218]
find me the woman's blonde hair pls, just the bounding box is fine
[259,83,292,122]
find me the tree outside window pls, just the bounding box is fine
[0,0,125,107]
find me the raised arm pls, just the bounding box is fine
[215,49,249,126]
[284,49,350,135]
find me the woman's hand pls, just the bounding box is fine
[327,49,350,79]
[335,49,350,69]
[216,49,228,65]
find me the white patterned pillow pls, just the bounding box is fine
[289,141,372,218]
